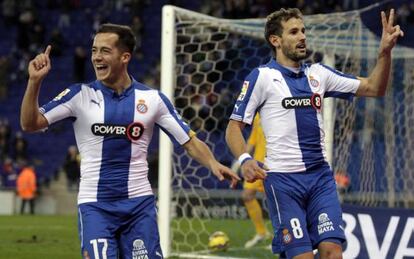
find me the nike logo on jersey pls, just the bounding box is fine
[155,251,163,258]
[282,93,321,110]
[91,122,144,141]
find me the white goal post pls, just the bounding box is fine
[159,5,175,257]
[159,4,414,258]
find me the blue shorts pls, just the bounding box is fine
[78,195,163,259]
[264,166,345,257]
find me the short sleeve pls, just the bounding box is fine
[230,68,266,125]
[319,64,360,101]
[40,84,82,126]
[155,92,194,145]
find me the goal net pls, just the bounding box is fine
[159,3,414,258]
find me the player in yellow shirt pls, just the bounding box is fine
[242,114,271,248]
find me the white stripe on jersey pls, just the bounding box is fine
[230,60,360,173]
[41,79,192,204]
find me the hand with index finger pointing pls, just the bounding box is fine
[44,45,52,56]
[28,45,53,83]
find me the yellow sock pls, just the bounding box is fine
[245,199,267,235]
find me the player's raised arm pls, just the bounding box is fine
[20,45,52,132]
[183,135,240,188]
[225,120,267,183]
[356,9,404,97]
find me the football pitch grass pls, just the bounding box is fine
[0,215,277,258]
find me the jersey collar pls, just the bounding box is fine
[97,76,137,98]
[267,58,307,78]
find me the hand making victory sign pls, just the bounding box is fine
[356,8,404,97]
[379,9,404,54]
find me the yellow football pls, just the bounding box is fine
[208,231,230,252]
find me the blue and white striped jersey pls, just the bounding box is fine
[230,59,360,173]
[40,78,193,204]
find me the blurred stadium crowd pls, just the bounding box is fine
[0,0,413,191]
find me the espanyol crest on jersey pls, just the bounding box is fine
[136,99,148,113]
[308,75,320,88]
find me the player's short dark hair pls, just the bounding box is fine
[265,8,303,54]
[96,23,136,54]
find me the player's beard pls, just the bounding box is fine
[282,45,309,62]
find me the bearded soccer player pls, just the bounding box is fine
[226,8,403,259]
[21,24,239,259]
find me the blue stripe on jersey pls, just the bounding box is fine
[232,68,260,121]
[97,85,135,201]
[324,91,354,101]
[40,84,82,113]
[135,81,153,91]
[280,72,327,171]
[158,92,191,134]
[320,64,357,79]
[90,81,101,90]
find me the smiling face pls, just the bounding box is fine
[91,32,130,86]
[269,17,308,67]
